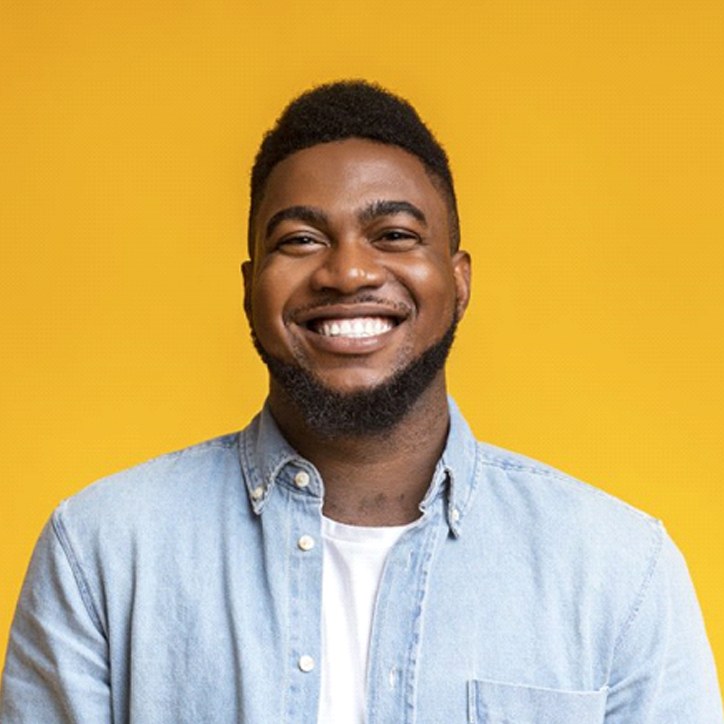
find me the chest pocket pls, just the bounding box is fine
[467,679,607,723]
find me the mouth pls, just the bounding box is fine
[307,316,397,339]
[294,303,408,343]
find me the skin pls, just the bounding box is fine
[243,138,471,525]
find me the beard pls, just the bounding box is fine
[252,316,457,438]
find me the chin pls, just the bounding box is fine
[312,372,392,397]
[253,317,458,438]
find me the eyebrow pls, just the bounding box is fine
[263,199,427,240]
[265,206,329,240]
[357,199,427,226]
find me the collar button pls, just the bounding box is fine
[293,471,310,488]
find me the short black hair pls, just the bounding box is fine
[247,80,459,256]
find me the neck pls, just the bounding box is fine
[268,375,450,526]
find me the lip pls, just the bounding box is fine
[293,302,409,326]
[296,320,402,355]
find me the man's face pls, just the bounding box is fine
[243,138,470,405]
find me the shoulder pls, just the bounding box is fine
[475,439,659,531]
[469,439,665,597]
[447,399,661,559]
[52,432,244,543]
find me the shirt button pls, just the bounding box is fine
[297,535,315,551]
[298,655,315,672]
[450,507,460,523]
[293,471,310,488]
[250,485,265,500]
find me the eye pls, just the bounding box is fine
[275,234,325,255]
[374,229,421,251]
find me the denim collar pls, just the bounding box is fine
[239,397,480,536]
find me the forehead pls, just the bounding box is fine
[255,139,450,230]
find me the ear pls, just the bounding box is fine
[451,250,471,320]
[241,260,253,322]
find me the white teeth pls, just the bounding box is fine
[315,316,395,338]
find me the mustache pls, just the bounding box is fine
[283,294,413,324]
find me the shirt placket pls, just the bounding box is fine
[279,464,325,724]
[364,502,446,724]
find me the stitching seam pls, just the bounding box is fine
[51,508,107,638]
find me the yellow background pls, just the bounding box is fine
[1,0,722,691]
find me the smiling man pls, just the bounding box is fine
[1,82,721,723]
[243,133,470,528]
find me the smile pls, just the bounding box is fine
[309,316,396,338]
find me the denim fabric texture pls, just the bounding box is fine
[1,399,721,722]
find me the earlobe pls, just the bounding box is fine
[452,250,471,319]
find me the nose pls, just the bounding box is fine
[309,239,386,294]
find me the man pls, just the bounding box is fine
[1,81,721,722]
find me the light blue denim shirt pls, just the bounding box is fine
[2,400,721,722]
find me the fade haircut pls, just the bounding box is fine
[247,80,460,257]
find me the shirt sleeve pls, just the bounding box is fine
[605,527,723,723]
[0,512,112,723]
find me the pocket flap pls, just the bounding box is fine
[468,679,607,723]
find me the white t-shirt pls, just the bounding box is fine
[317,516,414,724]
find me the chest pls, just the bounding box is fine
[108,502,612,723]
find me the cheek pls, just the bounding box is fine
[248,264,308,350]
[399,259,459,314]
[249,274,285,336]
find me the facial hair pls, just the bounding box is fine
[253,317,457,438]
